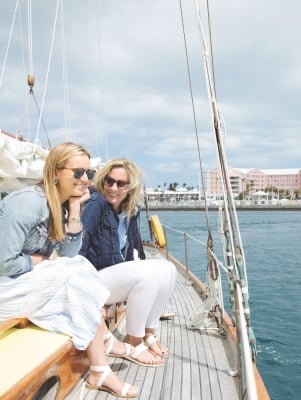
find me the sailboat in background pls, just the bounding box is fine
[0,1,270,399]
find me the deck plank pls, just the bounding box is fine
[66,266,239,400]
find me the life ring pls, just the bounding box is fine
[150,215,166,248]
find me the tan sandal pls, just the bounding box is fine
[160,303,176,319]
[86,365,138,398]
[104,331,133,358]
[145,334,171,358]
[124,342,165,367]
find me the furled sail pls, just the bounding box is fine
[0,130,49,192]
[0,130,103,194]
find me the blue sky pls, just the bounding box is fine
[0,0,300,187]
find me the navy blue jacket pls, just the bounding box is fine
[80,187,145,270]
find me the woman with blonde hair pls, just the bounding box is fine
[0,143,138,398]
[80,157,177,367]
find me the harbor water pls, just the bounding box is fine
[139,210,301,400]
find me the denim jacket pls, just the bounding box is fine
[0,185,82,277]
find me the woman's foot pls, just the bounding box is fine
[125,335,165,367]
[145,334,170,358]
[125,343,165,367]
[86,365,138,398]
[104,331,132,357]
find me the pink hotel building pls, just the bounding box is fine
[206,167,301,197]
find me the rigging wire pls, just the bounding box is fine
[26,0,51,147]
[205,0,217,101]
[59,0,71,140]
[0,0,30,137]
[192,0,247,283]
[95,0,105,161]
[18,3,32,138]
[191,1,258,397]
[178,0,211,233]
[79,0,105,160]
[27,0,33,76]
[178,0,226,345]
[33,0,62,147]
[0,0,20,90]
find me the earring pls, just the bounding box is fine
[53,177,58,185]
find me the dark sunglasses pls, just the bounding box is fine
[63,167,96,180]
[104,176,129,189]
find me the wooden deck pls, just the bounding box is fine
[66,247,240,400]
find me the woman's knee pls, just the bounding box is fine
[152,260,176,279]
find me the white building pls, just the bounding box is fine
[144,187,202,207]
[143,167,301,207]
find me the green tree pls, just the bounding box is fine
[168,182,178,191]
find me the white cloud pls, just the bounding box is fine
[0,0,300,187]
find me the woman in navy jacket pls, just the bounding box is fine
[80,185,145,269]
[80,158,176,367]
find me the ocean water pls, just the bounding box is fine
[139,210,301,400]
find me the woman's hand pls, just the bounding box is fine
[30,253,49,266]
[65,187,90,233]
[69,186,90,207]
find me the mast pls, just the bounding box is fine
[192,1,258,398]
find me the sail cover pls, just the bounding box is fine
[0,130,103,193]
[0,130,49,192]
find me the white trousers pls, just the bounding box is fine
[99,259,177,338]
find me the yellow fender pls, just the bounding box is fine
[150,215,166,248]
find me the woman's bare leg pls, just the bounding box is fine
[86,318,138,396]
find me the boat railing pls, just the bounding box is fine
[161,224,227,282]
[156,223,259,400]
[163,224,207,281]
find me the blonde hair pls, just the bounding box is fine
[95,157,143,218]
[43,142,91,241]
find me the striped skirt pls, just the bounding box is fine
[0,255,110,350]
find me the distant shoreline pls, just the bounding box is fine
[141,205,301,211]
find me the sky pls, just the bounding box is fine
[0,0,300,188]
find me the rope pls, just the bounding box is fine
[177,3,226,326]
[161,223,225,332]
[188,268,224,332]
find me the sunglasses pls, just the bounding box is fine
[63,168,96,180]
[104,176,129,189]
